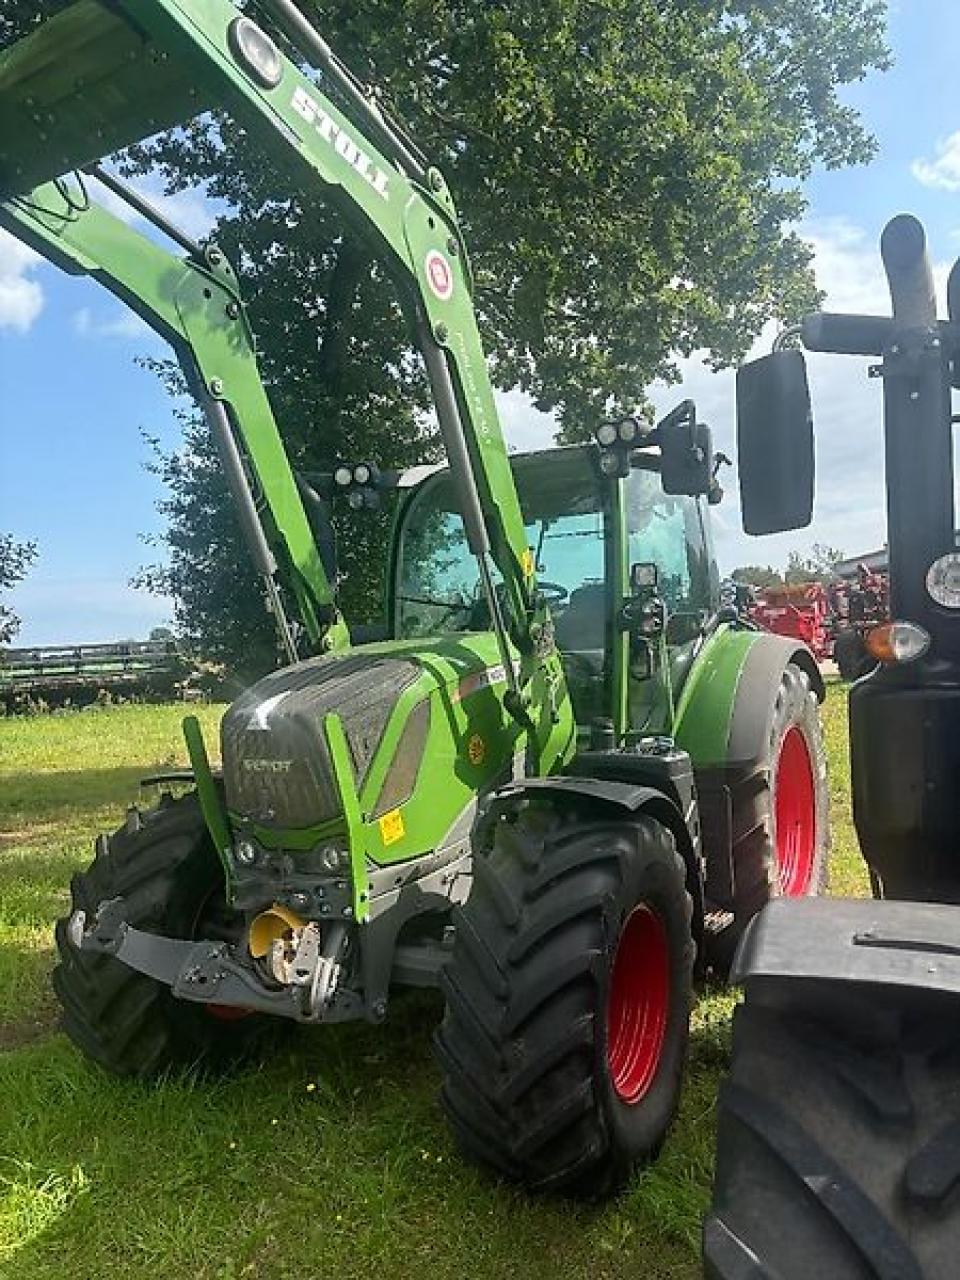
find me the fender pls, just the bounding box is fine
[675,627,823,770]
[489,775,705,958]
[674,627,823,906]
[733,898,960,997]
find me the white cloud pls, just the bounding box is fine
[912,132,960,192]
[87,170,218,242]
[498,215,953,575]
[497,387,555,453]
[73,305,151,341]
[0,231,44,333]
[650,215,956,573]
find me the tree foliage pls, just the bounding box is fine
[731,564,785,590]
[785,542,845,584]
[0,534,37,645]
[1,0,889,672]
[732,543,845,591]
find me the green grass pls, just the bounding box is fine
[0,686,863,1279]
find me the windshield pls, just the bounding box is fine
[395,449,604,639]
[394,449,715,642]
[626,470,715,622]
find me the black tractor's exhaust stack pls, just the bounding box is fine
[876,214,954,638]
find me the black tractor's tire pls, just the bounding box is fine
[53,793,279,1077]
[705,985,960,1280]
[722,663,828,957]
[834,628,875,683]
[435,800,694,1197]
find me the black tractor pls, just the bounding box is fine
[705,215,960,1279]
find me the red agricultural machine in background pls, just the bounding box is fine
[827,563,890,680]
[744,564,890,678]
[750,583,833,662]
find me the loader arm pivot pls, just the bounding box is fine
[0,174,347,658]
[0,0,541,699]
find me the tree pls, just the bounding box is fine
[731,565,784,590]
[2,1,890,672]
[0,534,37,645]
[149,626,175,642]
[784,543,845,584]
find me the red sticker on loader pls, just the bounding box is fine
[425,250,453,301]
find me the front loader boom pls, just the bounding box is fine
[0,0,541,701]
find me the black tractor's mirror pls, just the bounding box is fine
[658,401,713,497]
[736,349,814,535]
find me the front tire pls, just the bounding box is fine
[436,800,694,1197]
[53,793,278,1077]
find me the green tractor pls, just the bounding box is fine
[1,0,828,1195]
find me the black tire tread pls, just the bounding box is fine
[437,802,693,1196]
[729,663,829,926]
[705,992,960,1280]
[52,793,276,1078]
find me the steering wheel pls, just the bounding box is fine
[536,580,569,606]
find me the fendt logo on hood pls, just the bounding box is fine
[242,758,294,774]
[291,85,390,201]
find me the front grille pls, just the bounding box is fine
[222,652,421,829]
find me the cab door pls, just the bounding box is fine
[624,467,718,735]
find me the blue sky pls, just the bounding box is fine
[2,0,959,644]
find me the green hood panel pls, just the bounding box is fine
[222,633,574,866]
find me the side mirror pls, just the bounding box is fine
[736,350,814,535]
[658,401,713,497]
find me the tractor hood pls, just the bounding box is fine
[221,635,514,838]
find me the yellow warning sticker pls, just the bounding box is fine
[467,733,486,766]
[379,808,405,846]
[522,547,535,577]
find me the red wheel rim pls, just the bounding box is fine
[205,1003,252,1022]
[774,726,817,896]
[605,904,670,1104]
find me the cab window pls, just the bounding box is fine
[395,450,606,643]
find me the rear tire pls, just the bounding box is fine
[53,793,279,1077]
[705,984,960,1280]
[436,799,694,1197]
[727,663,828,934]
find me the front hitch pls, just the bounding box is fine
[68,897,356,1023]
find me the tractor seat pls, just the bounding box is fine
[553,583,606,652]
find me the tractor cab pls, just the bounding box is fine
[391,443,719,739]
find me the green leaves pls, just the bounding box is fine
[0,534,37,646]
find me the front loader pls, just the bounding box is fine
[1,0,828,1195]
[705,217,960,1276]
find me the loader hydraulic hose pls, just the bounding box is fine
[257,0,427,181]
[85,164,204,261]
[202,394,299,665]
